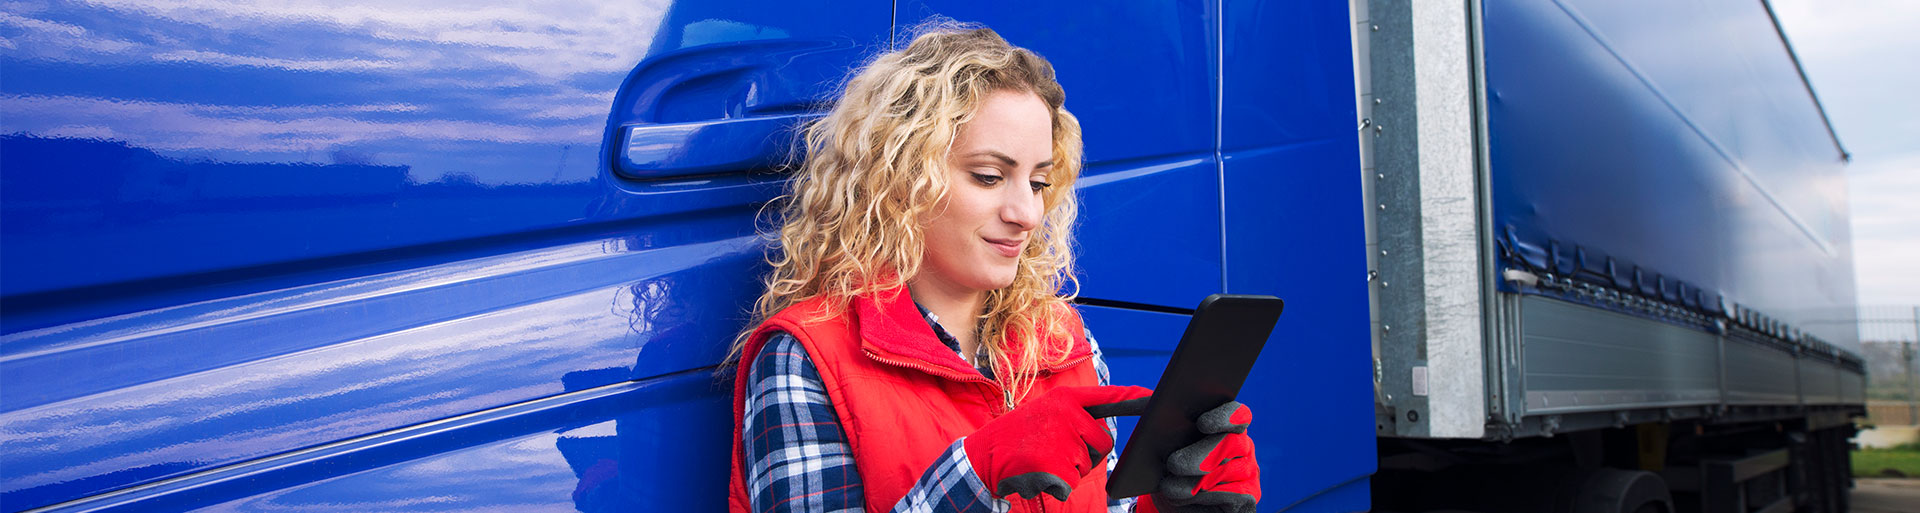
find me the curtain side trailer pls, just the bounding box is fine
[1360,1,1863,512]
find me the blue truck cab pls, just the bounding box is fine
[1,1,1373,512]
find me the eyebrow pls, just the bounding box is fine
[964,150,1054,169]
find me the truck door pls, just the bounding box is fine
[1217,1,1377,511]
[0,2,887,511]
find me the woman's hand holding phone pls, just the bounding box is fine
[1138,401,1260,513]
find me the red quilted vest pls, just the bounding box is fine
[727,285,1110,513]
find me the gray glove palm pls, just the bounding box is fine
[1149,401,1259,513]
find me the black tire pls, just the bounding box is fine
[1565,468,1672,513]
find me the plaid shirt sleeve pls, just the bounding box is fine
[1087,328,1142,513]
[743,332,1008,513]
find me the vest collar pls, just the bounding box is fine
[852,285,1092,381]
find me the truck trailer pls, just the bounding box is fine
[0,1,1863,512]
[1360,1,1863,512]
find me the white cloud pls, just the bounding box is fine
[150,49,404,72]
[1771,0,1920,63]
[0,94,599,153]
[2,0,661,168]
[62,0,674,78]
[1846,151,1920,305]
[0,10,84,37]
[4,0,673,81]
[1772,1,1920,157]
[1774,0,1920,306]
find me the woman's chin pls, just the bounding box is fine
[953,271,1017,293]
[983,273,1018,291]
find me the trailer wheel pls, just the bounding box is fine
[1798,426,1853,513]
[1565,468,1672,513]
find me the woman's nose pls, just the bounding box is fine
[1001,188,1041,230]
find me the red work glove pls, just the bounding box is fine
[1138,401,1259,513]
[965,385,1154,501]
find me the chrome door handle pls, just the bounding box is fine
[615,113,820,179]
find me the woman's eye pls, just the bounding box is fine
[1029,181,1053,192]
[971,173,1002,186]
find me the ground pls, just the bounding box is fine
[1852,479,1920,513]
[1856,446,1920,478]
[1853,444,1920,513]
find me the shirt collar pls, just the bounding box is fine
[912,303,962,351]
[913,302,993,378]
[850,284,1090,380]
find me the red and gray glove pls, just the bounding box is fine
[1140,401,1260,513]
[964,385,1154,501]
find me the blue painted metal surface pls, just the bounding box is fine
[0,0,886,330]
[1,1,1373,512]
[1218,1,1376,510]
[25,371,732,512]
[1483,0,1858,350]
[2,0,886,510]
[1,234,762,510]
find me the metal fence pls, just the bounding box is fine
[1855,305,1920,344]
[1855,305,1919,426]
[1868,400,1918,427]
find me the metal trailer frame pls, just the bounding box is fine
[1360,0,1867,443]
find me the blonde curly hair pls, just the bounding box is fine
[728,22,1085,401]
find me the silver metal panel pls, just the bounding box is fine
[1723,338,1799,405]
[1368,0,1486,440]
[1487,293,1525,426]
[1369,0,1428,439]
[1469,0,1509,432]
[1520,296,1720,415]
[1525,390,1721,413]
[1352,0,1384,409]
[1798,358,1842,405]
[1409,0,1485,439]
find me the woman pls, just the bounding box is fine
[726,24,1260,513]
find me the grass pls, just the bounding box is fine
[1854,442,1920,478]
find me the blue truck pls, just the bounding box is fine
[0,1,1862,512]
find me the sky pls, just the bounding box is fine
[1771,0,1920,310]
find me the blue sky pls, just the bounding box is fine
[1773,0,1920,307]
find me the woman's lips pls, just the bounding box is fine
[985,237,1024,257]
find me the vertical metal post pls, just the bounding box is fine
[1909,306,1919,424]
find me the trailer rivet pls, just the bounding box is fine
[1377,173,1385,180]
[1383,324,1391,332]
[1371,24,1380,32]
[1378,203,1387,211]
[1374,98,1383,105]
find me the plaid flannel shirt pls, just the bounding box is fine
[742,306,1136,513]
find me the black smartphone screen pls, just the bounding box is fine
[1106,294,1284,499]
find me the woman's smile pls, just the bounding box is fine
[984,236,1026,258]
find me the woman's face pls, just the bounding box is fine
[918,89,1055,297]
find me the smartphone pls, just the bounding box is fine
[1105,294,1284,498]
